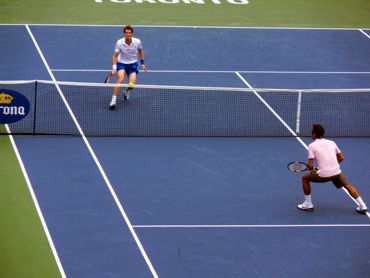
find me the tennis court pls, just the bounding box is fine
[1,13,370,278]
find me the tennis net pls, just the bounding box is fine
[0,80,369,137]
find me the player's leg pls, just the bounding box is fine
[342,183,368,214]
[298,171,316,211]
[342,183,360,199]
[109,69,125,110]
[124,71,137,101]
[302,174,312,195]
[331,173,367,213]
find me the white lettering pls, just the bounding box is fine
[0,106,26,115]
[135,0,157,2]
[9,107,17,115]
[18,106,25,115]
[111,0,131,3]
[157,0,179,3]
[1,106,8,115]
[227,0,248,4]
[183,0,205,4]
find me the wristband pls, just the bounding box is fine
[112,64,117,70]
[140,59,145,65]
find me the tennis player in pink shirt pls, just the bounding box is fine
[298,123,368,214]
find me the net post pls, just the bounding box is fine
[295,90,303,134]
[33,80,38,136]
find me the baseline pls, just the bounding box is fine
[133,224,370,228]
[51,69,370,74]
[0,23,367,31]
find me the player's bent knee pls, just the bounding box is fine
[302,174,310,182]
[128,75,137,83]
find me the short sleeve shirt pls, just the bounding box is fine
[114,37,143,64]
[308,138,341,177]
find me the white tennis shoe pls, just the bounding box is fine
[356,206,368,214]
[109,98,116,110]
[297,201,314,212]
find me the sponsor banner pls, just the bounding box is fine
[0,89,30,124]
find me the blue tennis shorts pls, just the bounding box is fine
[117,62,139,76]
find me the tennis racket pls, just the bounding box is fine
[104,72,114,83]
[287,161,309,172]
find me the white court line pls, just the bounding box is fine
[133,224,370,228]
[0,23,366,30]
[359,29,370,40]
[235,71,370,219]
[4,125,67,278]
[235,72,307,149]
[25,24,159,277]
[51,69,370,74]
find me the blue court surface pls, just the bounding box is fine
[1,25,370,277]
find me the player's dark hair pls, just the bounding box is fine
[123,25,134,33]
[312,123,325,138]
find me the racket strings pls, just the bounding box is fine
[288,162,307,172]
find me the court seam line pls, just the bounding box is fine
[359,29,370,40]
[1,23,368,30]
[50,69,370,74]
[4,126,67,278]
[132,224,370,228]
[25,24,159,278]
[235,72,370,220]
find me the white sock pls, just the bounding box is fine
[356,197,367,209]
[304,194,312,204]
[110,95,117,105]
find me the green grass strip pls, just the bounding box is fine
[0,135,61,278]
[0,0,369,28]
[0,125,7,134]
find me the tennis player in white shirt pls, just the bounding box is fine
[109,25,147,110]
[298,123,368,214]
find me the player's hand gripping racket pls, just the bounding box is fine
[287,161,310,172]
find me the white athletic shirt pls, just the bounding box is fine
[114,37,143,64]
[308,138,342,177]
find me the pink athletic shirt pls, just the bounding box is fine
[308,138,342,177]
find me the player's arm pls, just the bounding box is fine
[112,52,119,75]
[138,48,147,72]
[307,159,314,170]
[337,152,344,164]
